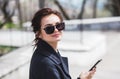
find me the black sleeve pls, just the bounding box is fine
[44,65,61,79]
[30,60,61,79]
[77,77,81,79]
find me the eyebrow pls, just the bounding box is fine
[45,22,60,26]
[45,24,53,26]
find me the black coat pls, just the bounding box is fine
[29,39,72,79]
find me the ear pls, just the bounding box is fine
[38,31,43,38]
[39,34,42,38]
[35,31,41,38]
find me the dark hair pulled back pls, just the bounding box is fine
[31,8,63,45]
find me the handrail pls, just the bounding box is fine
[64,17,120,25]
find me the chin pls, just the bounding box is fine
[53,38,61,42]
[55,38,61,41]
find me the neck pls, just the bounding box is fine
[48,42,58,52]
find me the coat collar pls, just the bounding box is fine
[36,38,61,65]
[36,39,71,78]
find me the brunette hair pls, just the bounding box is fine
[31,8,63,45]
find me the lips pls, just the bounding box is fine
[51,34,60,37]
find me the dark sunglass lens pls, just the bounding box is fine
[44,26,54,34]
[56,22,65,31]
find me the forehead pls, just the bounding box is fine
[41,14,61,26]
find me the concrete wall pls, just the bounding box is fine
[0,46,33,79]
[1,63,29,79]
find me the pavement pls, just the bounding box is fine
[69,31,120,79]
[1,30,120,79]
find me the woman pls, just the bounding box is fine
[29,8,96,79]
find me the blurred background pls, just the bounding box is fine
[0,0,120,79]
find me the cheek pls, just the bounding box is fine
[40,30,46,37]
[40,30,49,39]
[60,31,63,35]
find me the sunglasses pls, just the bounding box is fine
[43,22,65,34]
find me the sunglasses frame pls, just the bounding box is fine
[43,22,65,34]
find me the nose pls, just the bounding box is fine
[54,26,59,32]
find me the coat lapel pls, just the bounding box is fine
[37,39,71,78]
[60,56,71,78]
[37,39,61,65]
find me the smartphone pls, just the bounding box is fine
[89,59,102,71]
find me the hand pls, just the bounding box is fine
[79,68,96,79]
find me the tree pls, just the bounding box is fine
[53,0,70,20]
[77,0,87,19]
[39,0,45,9]
[16,0,22,27]
[105,0,120,16]
[0,0,15,28]
[93,0,98,18]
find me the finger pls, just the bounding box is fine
[91,67,96,73]
[94,67,96,70]
[80,72,90,79]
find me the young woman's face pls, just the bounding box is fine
[40,14,63,43]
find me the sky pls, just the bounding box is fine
[59,0,107,9]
